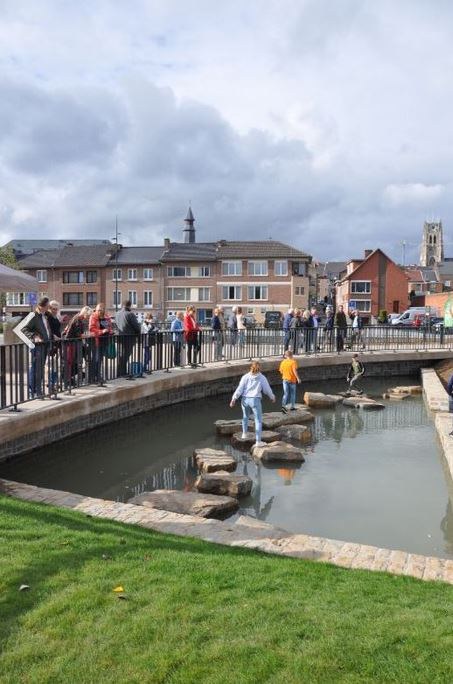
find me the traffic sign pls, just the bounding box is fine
[13,312,35,349]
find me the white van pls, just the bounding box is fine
[391,307,436,326]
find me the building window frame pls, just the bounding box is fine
[248,260,268,276]
[143,268,154,280]
[222,261,242,276]
[350,280,371,294]
[63,271,84,284]
[198,287,211,302]
[128,290,137,307]
[63,292,83,306]
[222,285,242,300]
[112,268,122,281]
[36,269,47,283]
[248,285,268,301]
[86,292,98,307]
[143,290,153,308]
[352,299,371,312]
[274,260,288,276]
[86,270,98,284]
[127,268,137,281]
[167,287,191,302]
[113,291,122,308]
[167,266,192,277]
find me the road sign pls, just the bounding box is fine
[349,300,357,309]
[13,312,35,349]
[28,292,37,307]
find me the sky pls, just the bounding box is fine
[1,0,453,263]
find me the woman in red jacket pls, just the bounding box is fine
[88,303,113,384]
[183,305,201,368]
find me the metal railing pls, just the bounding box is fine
[0,325,450,411]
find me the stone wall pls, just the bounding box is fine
[0,351,446,462]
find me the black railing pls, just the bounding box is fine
[0,325,450,411]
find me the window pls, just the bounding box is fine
[248,285,268,300]
[6,292,26,306]
[127,268,137,281]
[292,262,307,276]
[63,293,83,306]
[144,291,153,308]
[198,288,211,302]
[274,261,288,276]
[112,268,122,281]
[86,292,98,307]
[197,266,211,277]
[113,290,122,308]
[86,271,97,283]
[128,290,137,306]
[63,271,84,284]
[222,261,242,276]
[36,270,47,283]
[222,285,242,300]
[295,286,305,295]
[167,266,191,277]
[248,261,268,276]
[167,287,191,301]
[351,281,371,294]
[143,268,153,280]
[354,300,371,312]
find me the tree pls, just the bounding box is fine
[0,245,20,270]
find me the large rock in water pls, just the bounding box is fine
[252,441,305,463]
[215,419,253,435]
[261,407,314,430]
[304,392,343,408]
[343,397,385,410]
[276,424,312,444]
[129,490,239,519]
[194,448,237,473]
[388,385,422,395]
[194,471,253,498]
[231,430,280,448]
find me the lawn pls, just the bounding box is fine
[0,495,452,683]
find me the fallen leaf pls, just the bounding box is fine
[19,584,30,591]
[113,586,124,593]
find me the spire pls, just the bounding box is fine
[183,205,196,243]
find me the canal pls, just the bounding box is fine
[1,375,452,559]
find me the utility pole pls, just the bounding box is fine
[401,240,406,266]
[112,216,121,313]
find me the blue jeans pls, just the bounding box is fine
[282,380,297,408]
[241,397,263,442]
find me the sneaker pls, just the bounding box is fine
[241,432,247,439]
[281,406,288,414]
[449,431,453,437]
[290,407,297,411]
[254,441,266,448]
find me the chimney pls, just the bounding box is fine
[364,249,373,258]
[164,237,170,249]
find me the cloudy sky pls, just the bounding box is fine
[1,0,453,262]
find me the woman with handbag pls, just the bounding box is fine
[62,305,92,386]
[183,305,201,368]
[89,303,113,385]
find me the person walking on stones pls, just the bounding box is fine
[347,353,365,393]
[184,305,201,368]
[279,349,301,413]
[230,361,276,447]
[335,305,348,353]
[116,299,141,377]
[21,296,52,398]
[171,310,184,367]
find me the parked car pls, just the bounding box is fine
[263,311,283,329]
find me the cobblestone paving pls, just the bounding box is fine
[1,478,452,585]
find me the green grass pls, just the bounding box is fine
[0,496,452,684]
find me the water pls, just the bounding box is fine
[1,375,452,559]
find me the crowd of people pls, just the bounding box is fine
[19,298,367,398]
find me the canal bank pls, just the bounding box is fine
[1,350,450,461]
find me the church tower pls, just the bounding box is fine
[420,220,444,267]
[183,206,196,244]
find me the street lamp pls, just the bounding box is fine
[111,216,121,313]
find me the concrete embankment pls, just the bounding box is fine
[421,367,453,480]
[0,350,448,462]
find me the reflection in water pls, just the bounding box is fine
[1,376,452,558]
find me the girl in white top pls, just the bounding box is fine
[237,306,246,347]
[230,361,275,446]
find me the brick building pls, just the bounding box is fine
[335,249,409,322]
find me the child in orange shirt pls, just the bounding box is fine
[279,350,301,413]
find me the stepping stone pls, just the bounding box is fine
[343,397,385,410]
[251,441,305,463]
[231,430,280,448]
[261,407,314,430]
[194,448,237,473]
[194,471,253,498]
[215,419,253,435]
[129,490,239,519]
[388,385,422,395]
[304,392,344,408]
[383,392,410,400]
[276,424,312,444]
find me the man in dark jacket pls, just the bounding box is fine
[282,308,294,351]
[334,305,348,353]
[116,300,141,377]
[21,296,52,397]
